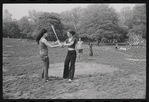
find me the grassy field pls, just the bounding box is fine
[3,38,146,99]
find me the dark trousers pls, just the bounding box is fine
[41,55,49,80]
[63,50,76,80]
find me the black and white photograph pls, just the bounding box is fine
[3,3,146,99]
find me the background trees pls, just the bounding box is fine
[129,4,146,38]
[3,21,20,38]
[37,12,64,41]
[3,9,20,38]
[3,4,146,44]
[77,4,127,44]
[17,16,33,39]
[60,7,83,38]
[127,4,146,45]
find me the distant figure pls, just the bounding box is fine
[115,43,119,49]
[115,43,127,51]
[35,29,62,82]
[77,38,83,60]
[88,42,93,56]
[119,47,127,51]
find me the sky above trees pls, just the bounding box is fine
[3,3,138,20]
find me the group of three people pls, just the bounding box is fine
[36,29,83,82]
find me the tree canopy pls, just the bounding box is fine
[3,4,146,44]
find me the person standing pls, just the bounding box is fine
[62,30,77,82]
[115,43,119,49]
[35,29,62,82]
[77,38,83,60]
[88,42,93,56]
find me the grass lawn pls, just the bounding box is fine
[3,38,146,99]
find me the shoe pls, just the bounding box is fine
[68,79,72,82]
[44,79,49,82]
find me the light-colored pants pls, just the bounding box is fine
[40,55,49,80]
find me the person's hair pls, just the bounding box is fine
[35,29,47,45]
[68,30,75,36]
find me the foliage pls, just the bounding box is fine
[128,4,146,39]
[37,12,64,41]
[3,4,146,43]
[60,7,83,37]
[119,6,133,29]
[77,4,123,44]
[3,9,12,22]
[3,20,20,38]
[17,16,33,39]
[28,10,43,23]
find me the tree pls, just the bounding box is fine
[26,10,44,39]
[78,4,120,44]
[128,4,146,41]
[3,21,20,38]
[28,10,44,23]
[37,12,64,41]
[60,7,83,38]
[69,7,83,32]
[116,20,129,42]
[3,9,12,22]
[60,11,75,32]
[119,6,133,29]
[3,9,20,38]
[17,16,33,39]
